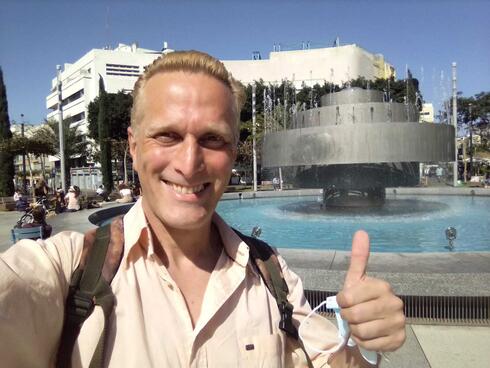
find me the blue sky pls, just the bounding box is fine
[1,0,488,125]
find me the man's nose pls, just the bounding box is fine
[175,138,204,177]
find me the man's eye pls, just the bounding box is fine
[155,132,181,144]
[200,134,227,148]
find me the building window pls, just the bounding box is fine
[106,63,140,77]
[65,112,85,124]
[61,89,84,107]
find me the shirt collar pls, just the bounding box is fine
[212,212,250,268]
[122,198,156,263]
[122,198,251,268]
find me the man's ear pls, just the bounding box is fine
[128,126,138,172]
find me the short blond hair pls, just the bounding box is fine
[131,50,246,142]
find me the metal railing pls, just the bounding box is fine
[304,290,490,326]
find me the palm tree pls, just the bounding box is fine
[36,119,88,187]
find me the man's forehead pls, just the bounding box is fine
[144,71,230,93]
[141,72,236,113]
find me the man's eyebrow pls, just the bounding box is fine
[143,121,234,137]
[201,123,234,137]
[143,121,177,135]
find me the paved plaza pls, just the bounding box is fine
[1,199,489,367]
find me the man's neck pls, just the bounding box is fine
[143,204,222,271]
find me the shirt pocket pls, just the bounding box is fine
[238,333,285,368]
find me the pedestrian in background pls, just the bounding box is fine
[116,183,134,203]
[64,186,80,212]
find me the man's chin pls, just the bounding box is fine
[154,209,212,230]
[161,213,211,231]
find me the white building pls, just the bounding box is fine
[419,103,434,123]
[223,44,395,89]
[46,43,172,134]
[46,42,395,135]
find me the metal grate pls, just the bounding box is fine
[304,290,490,326]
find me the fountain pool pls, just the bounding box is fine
[216,194,490,253]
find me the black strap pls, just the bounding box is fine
[56,224,116,368]
[234,230,314,368]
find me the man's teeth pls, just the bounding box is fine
[171,183,205,194]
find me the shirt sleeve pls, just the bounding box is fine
[277,254,341,367]
[0,231,84,368]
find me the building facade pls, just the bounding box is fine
[223,44,395,89]
[419,103,434,123]
[45,42,395,134]
[45,43,171,135]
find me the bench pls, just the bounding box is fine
[468,176,485,187]
[11,226,43,243]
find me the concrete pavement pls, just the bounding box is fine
[0,202,120,252]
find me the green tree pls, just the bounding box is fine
[0,67,15,196]
[39,119,87,158]
[25,119,86,187]
[87,90,133,183]
[0,123,57,194]
[455,92,490,152]
[1,133,56,157]
[87,91,132,142]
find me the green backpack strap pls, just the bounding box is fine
[234,230,314,368]
[56,216,125,368]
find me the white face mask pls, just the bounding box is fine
[298,295,378,365]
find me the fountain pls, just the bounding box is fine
[261,87,455,208]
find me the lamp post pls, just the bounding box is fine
[469,103,473,179]
[451,62,458,186]
[20,114,26,192]
[252,83,257,192]
[56,65,67,192]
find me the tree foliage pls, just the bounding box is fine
[0,134,56,157]
[96,77,114,191]
[87,91,132,142]
[455,92,490,152]
[0,67,15,196]
[87,84,133,189]
[38,119,87,160]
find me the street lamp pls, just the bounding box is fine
[469,103,473,179]
[20,114,26,192]
[252,83,257,192]
[451,62,458,186]
[56,65,67,192]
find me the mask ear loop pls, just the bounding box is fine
[299,296,379,365]
[298,298,346,355]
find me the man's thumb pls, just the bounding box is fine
[344,230,370,287]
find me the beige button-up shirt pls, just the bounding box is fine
[0,199,340,367]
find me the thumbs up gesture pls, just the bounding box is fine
[336,231,406,353]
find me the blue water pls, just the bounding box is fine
[216,195,490,253]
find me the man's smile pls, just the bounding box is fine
[162,180,209,195]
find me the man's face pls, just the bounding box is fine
[129,71,237,230]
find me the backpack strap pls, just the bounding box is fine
[234,230,314,368]
[57,220,312,367]
[56,216,125,368]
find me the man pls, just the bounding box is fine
[0,51,405,367]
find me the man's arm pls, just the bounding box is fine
[0,231,84,367]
